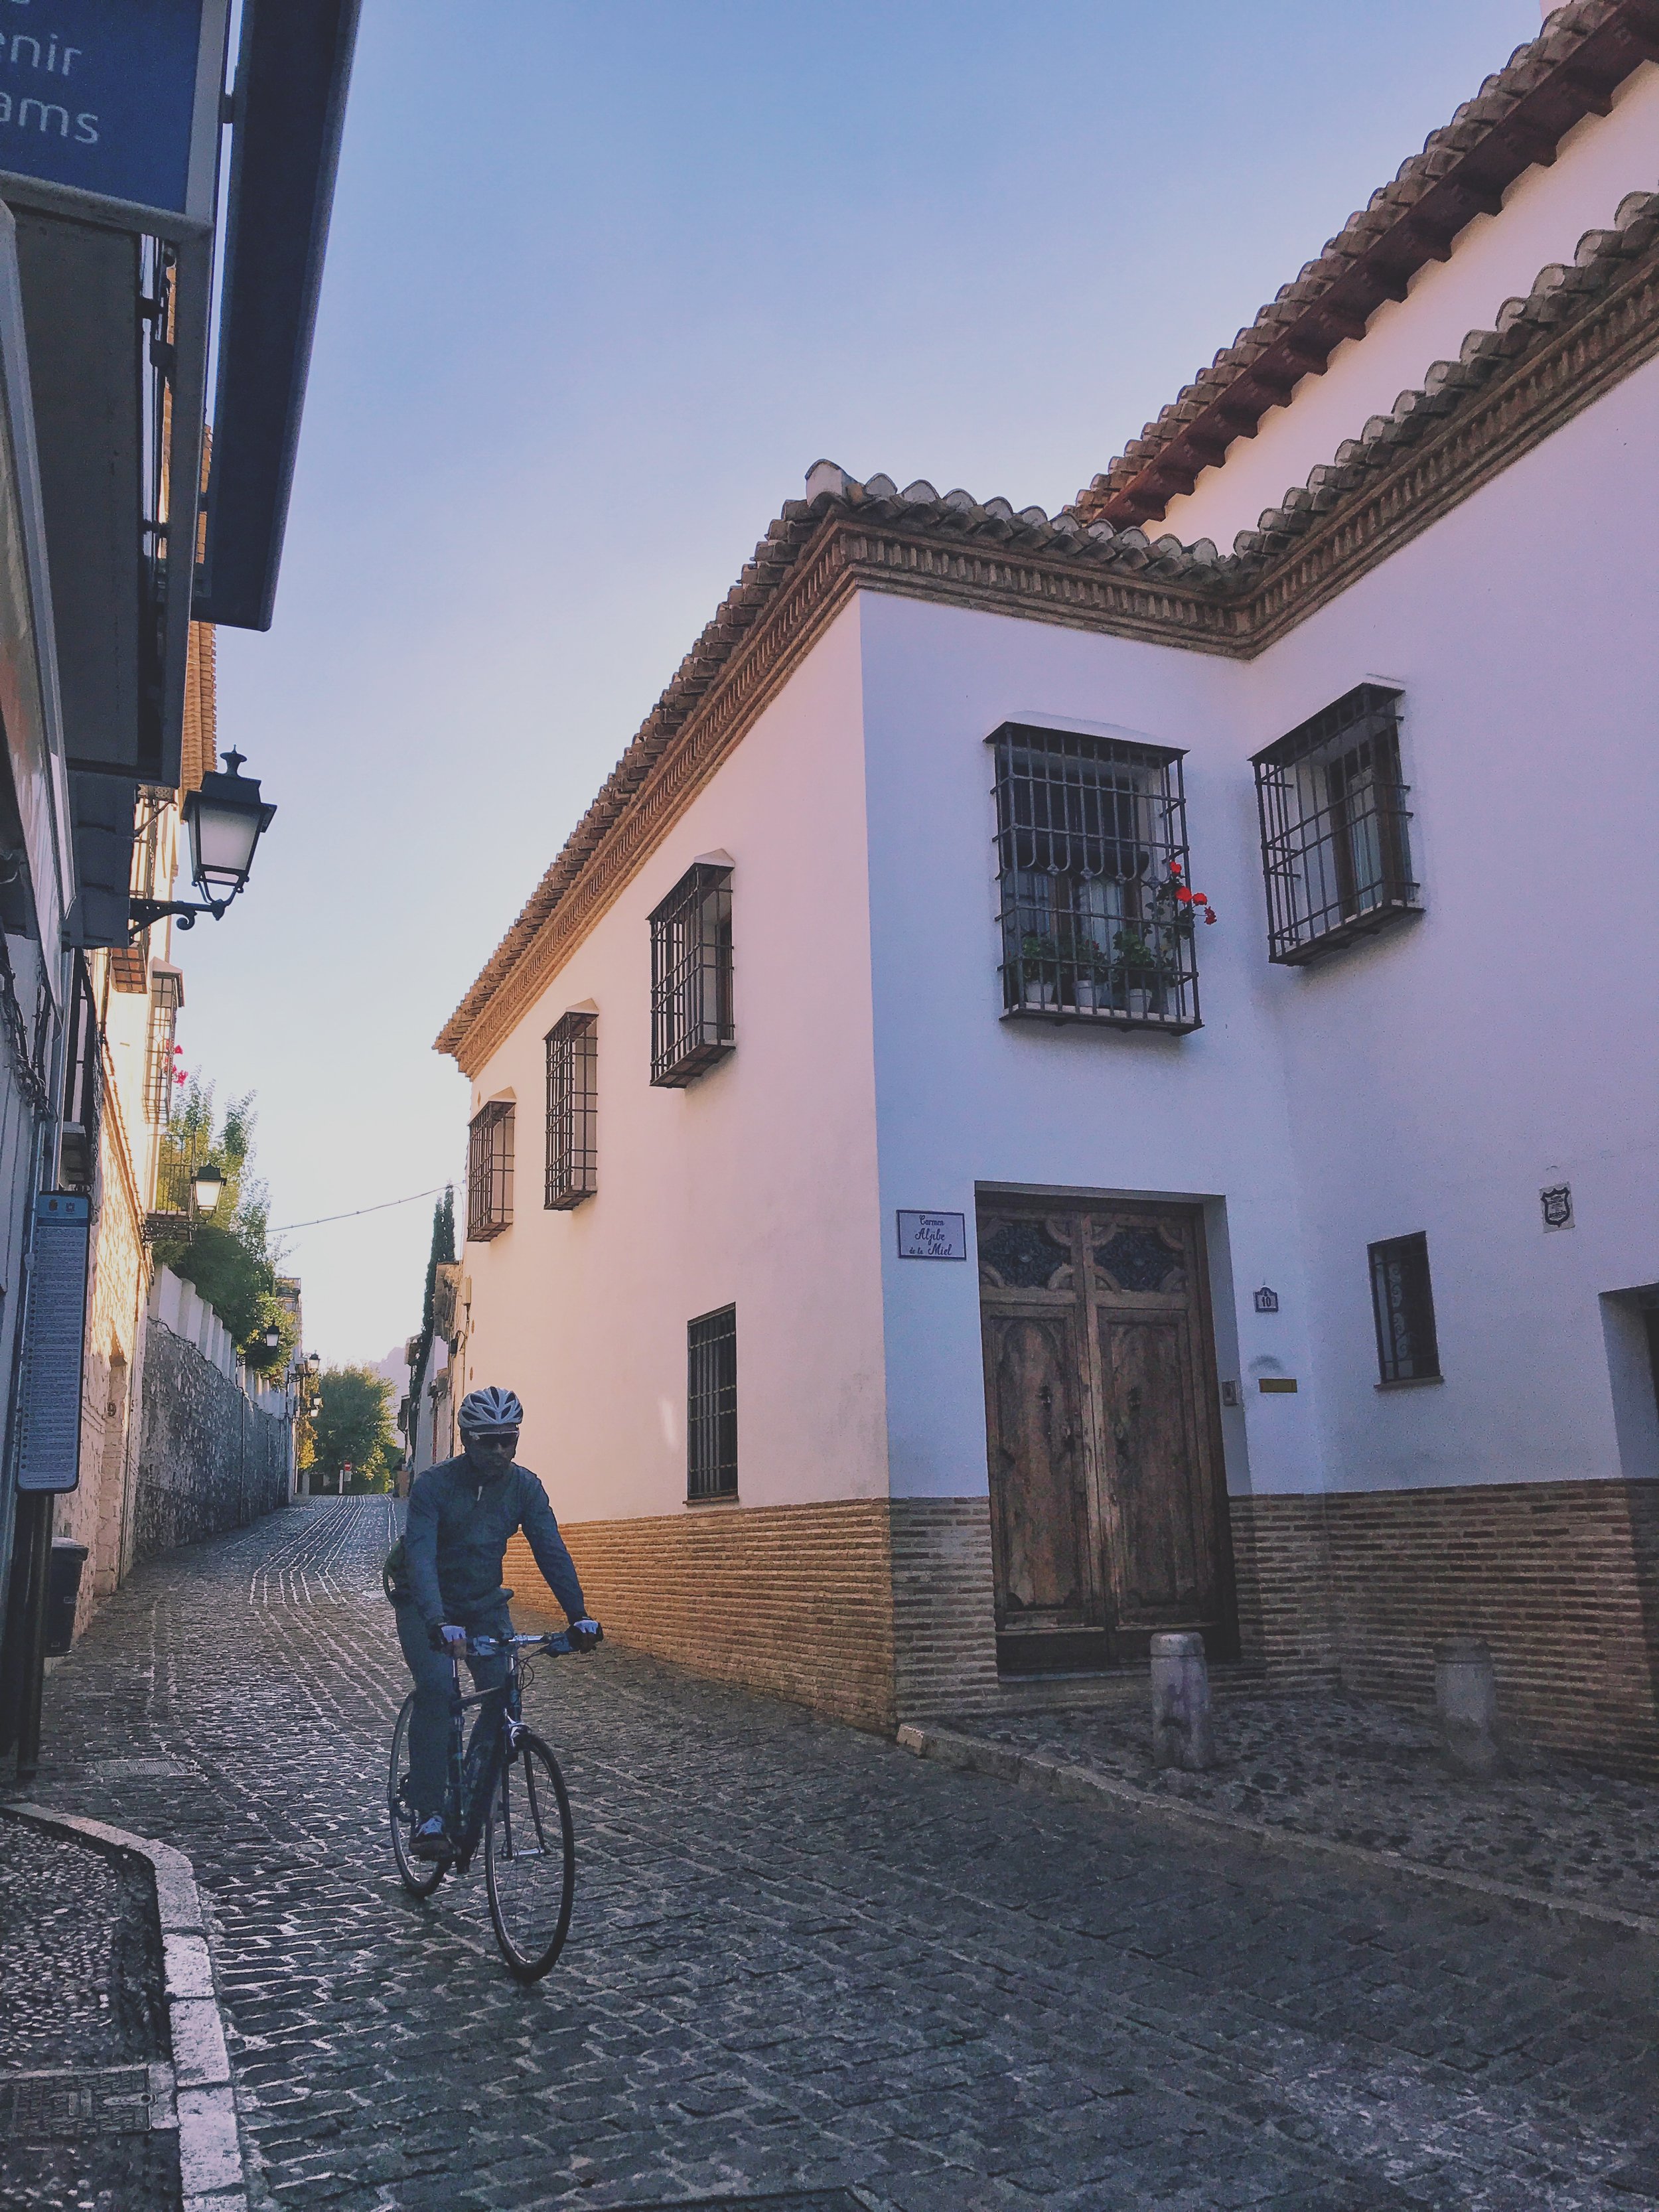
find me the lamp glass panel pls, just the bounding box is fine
[189,800,263,889]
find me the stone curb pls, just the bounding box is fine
[1,1801,249,2212]
[893,1723,1659,1939]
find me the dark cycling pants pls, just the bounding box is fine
[394,1601,510,1819]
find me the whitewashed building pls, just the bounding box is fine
[440,1,1659,1769]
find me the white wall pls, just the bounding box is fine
[1157,62,1659,553]
[463,601,890,1524]
[862,346,1659,1504]
[1244,350,1659,1496]
[859,595,1323,1505]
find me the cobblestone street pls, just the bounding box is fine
[13,1499,1659,2212]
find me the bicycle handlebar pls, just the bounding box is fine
[461,1631,589,1659]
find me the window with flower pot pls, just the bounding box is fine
[650,861,733,1086]
[1253,684,1418,963]
[545,1011,597,1209]
[466,1100,514,1242]
[990,723,1210,1033]
[687,1304,737,1501]
[1368,1231,1441,1385]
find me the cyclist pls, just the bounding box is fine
[392,1385,601,1860]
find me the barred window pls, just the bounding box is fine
[1369,1232,1441,1384]
[687,1305,737,1501]
[991,723,1201,1033]
[1254,685,1418,963]
[467,1100,514,1242]
[650,862,734,1086]
[545,1011,597,1209]
[143,965,182,1124]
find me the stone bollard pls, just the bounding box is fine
[1150,1631,1216,1771]
[1435,1637,1504,1779]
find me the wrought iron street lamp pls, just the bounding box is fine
[129,749,277,934]
[191,1161,224,1213]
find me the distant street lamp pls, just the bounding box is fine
[264,1327,281,1349]
[191,1161,224,1213]
[129,749,277,935]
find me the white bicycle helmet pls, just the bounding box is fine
[457,1385,523,1436]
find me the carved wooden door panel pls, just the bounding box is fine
[1088,1207,1233,1659]
[978,1195,1235,1672]
[977,1209,1107,1668]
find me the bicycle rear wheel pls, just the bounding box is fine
[389,1691,446,1899]
[485,1730,575,1980]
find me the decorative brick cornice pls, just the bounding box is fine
[439,198,1659,1075]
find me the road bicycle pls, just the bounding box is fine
[388,1628,591,1980]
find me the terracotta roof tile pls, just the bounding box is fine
[437,190,1659,1065]
[1074,0,1659,528]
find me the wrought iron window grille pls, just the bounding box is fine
[467,1100,514,1243]
[143,966,183,1125]
[650,863,734,1087]
[687,1304,737,1501]
[1368,1231,1441,1384]
[1254,685,1419,964]
[989,723,1202,1034]
[545,1012,597,1210]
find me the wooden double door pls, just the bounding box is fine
[977,1194,1236,1671]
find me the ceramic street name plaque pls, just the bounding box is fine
[897,1210,967,1262]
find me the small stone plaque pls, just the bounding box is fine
[897,1210,967,1261]
[1540,1183,1573,1232]
[1258,1376,1298,1394]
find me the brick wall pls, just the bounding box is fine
[133,1322,291,1562]
[507,1498,897,1730]
[1228,1493,1337,1686]
[1234,1480,1659,1774]
[890,1497,1000,1718]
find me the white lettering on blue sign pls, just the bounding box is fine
[0,1,214,216]
[897,1211,967,1262]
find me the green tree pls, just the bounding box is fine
[313,1366,399,1494]
[153,1080,297,1376]
[405,1187,455,1431]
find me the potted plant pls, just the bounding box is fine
[1108,928,1170,1017]
[1018,930,1060,1010]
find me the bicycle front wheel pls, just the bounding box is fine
[389,1691,445,1899]
[485,1730,575,1980]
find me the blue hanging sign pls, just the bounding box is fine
[0,0,228,228]
[16,1191,90,1493]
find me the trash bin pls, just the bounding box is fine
[44,1540,88,1657]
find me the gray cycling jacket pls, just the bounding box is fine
[403,1457,586,1630]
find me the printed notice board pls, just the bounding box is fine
[897,1210,968,1262]
[0,0,224,220]
[16,1191,89,1493]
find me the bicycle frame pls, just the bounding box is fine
[441,1632,569,1872]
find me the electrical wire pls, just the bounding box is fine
[270,1183,451,1234]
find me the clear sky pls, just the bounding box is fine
[181,0,1540,1368]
